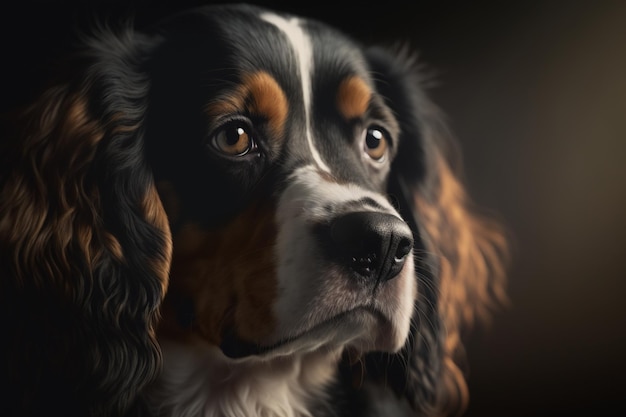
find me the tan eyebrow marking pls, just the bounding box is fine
[337,76,372,120]
[206,71,288,140]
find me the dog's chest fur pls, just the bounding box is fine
[146,344,341,417]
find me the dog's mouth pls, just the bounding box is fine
[219,306,396,359]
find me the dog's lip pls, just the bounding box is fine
[220,306,391,359]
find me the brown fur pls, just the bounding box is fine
[415,152,509,414]
[206,71,289,141]
[337,76,372,120]
[160,200,279,346]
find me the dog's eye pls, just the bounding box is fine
[363,127,388,162]
[212,121,255,157]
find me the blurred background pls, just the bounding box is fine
[2,1,625,415]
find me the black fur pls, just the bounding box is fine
[1,4,504,416]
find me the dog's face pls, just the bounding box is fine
[146,6,416,358]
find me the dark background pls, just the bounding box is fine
[2,1,625,415]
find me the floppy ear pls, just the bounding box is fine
[0,31,171,416]
[364,46,509,415]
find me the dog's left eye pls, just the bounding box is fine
[363,127,389,162]
[212,121,256,157]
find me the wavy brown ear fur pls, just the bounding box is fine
[415,147,509,416]
[0,30,171,417]
[364,46,509,415]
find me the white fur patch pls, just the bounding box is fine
[261,13,331,173]
[271,165,414,351]
[147,342,339,417]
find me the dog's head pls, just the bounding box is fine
[1,4,507,415]
[150,7,415,357]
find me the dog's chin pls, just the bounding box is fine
[220,307,406,360]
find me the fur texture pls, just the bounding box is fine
[0,4,507,417]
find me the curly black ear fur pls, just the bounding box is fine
[338,46,508,416]
[0,29,171,417]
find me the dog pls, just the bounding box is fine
[0,4,508,417]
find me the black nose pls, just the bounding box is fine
[328,212,413,284]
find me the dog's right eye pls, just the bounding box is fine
[363,126,389,162]
[212,121,257,157]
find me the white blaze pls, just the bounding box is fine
[261,12,331,173]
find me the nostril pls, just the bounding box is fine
[394,237,413,262]
[350,253,378,277]
[381,230,413,283]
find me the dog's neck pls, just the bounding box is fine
[147,341,341,417]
